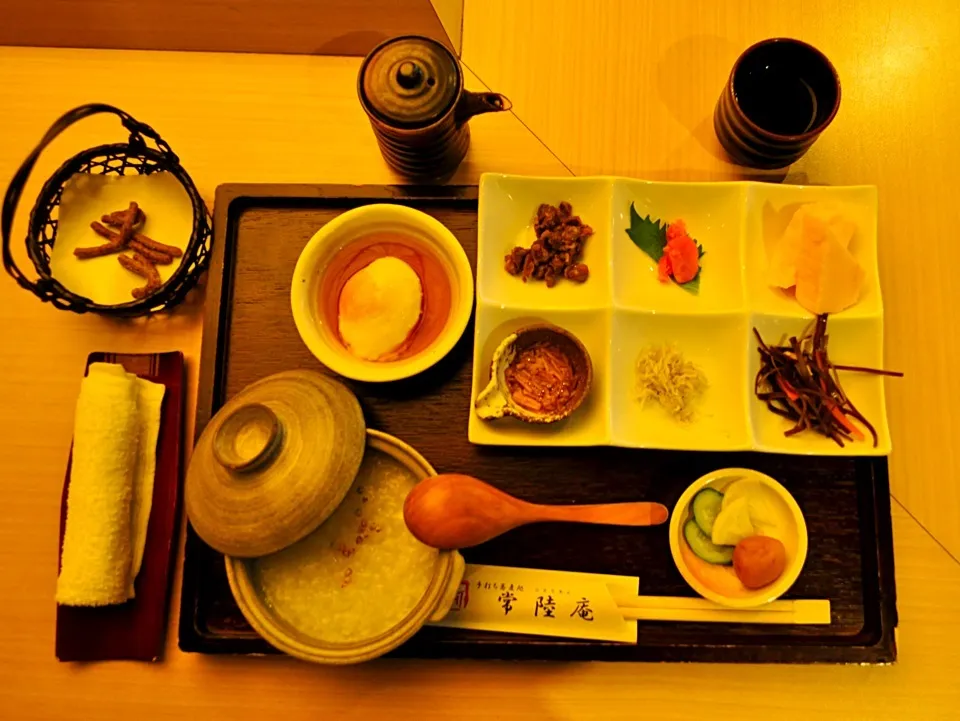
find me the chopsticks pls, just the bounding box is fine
[612,593,831,625]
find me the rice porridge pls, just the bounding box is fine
[253,450,439,644]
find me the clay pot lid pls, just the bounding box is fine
[359,35,462,129]
[186,370,366,558]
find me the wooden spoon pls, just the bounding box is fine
[403,473,669,550]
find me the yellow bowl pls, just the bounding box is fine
[291,204,474,382]
[668,468,808,609]
[226,430,464,664]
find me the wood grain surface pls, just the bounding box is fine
[0,46,567,225]
[0,0,454,56]
[461,0,960,564]
[0,6,959,717]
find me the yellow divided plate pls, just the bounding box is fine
[468,173,890,455]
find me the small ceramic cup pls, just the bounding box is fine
[291,204,474,382]
[714,38,840,169]
[669,468,808,609]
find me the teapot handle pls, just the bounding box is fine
[455,91,512,124]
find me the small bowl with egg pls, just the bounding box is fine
[291,204,474,382]
[669,468,808,608]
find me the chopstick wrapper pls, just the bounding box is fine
[428,564,638,643]
[56,363,165,606]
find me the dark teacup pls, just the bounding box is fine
[715,38,840,169]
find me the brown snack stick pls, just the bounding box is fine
[132,285,158,300]
[94,222,179,260]
[134,252,161,289]
[74,241,123,259]
[118,253,162,299]
[117,252,150,278]
[96,203,142,246]
[90,221,128,246]
[77,220,129,258]
[102,206,146,228]
[101,219,184,259]
[129,233,183,258]
[102,211,144,228]
[113,202,139,246]
[128,239,173,265]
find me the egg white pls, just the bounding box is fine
[338,256,423,361]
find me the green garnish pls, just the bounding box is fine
[626,202,705,295]
[626,203,667,262]
[680,245,706,295]
[680,265,702,295]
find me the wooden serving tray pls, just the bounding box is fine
[179,184,897,663]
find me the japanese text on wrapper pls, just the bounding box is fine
[455,579,594,620]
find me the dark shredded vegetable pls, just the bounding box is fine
[754,315,903,447]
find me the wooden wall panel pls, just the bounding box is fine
[0,0,460,56]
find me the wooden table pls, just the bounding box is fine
[461,0,960,560]
[2,2,960,716]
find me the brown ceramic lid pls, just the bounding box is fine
[185,370,366,558]
[359,35,462,128]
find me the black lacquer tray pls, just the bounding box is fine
[179,184,897,663]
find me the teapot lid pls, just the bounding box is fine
[358,35,462,129]
[185,370,367,558]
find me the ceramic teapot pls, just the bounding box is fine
[358,35,511,178]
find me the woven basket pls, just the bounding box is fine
[1,104,211,317]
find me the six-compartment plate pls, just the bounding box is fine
[469,174,889,455]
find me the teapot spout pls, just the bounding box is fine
[456,91,512,123]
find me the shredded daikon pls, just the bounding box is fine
[635,345,707,422]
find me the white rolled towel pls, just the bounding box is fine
[56,363,165,606]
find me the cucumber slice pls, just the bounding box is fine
[691,487,724,536]
[683,519,734,565]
